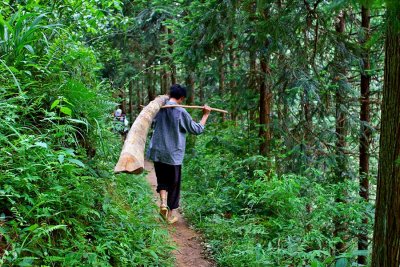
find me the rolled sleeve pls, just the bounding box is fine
[180,110,205,135]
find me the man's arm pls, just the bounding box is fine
[200,105,211,126]
[179,105,211,135]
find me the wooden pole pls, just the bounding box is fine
[162,104,228,114]
[140,104,228,114]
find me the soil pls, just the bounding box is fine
[145,161,215,267]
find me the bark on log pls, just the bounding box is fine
[114,95,169,174]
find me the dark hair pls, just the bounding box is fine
[169,84,187,99]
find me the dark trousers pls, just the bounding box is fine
[154,162,182,210]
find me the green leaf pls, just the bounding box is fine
[60,106,72,116]
[24,44,35,54]
[50,99,60,110]
[67,118,88,125]
[17,257,37,266]
[24,224,39,232]
[335,258,348,267]
[63,98,75,107]
[148,250,159,260]
[67,158,85,167]
[63,148,75,156]
[34,142,48,148]
[9,66,20,73]
[311,260,323,267]
[58,154,65,164]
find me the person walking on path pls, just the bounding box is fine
[112,108,129,143]
[147,84,211,224]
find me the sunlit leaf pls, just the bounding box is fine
[50,99,60,110]
[60,106,72,116]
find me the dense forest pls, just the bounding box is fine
[0,0,399,266]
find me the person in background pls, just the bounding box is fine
[147,84,211,224]
[113,108,129,143]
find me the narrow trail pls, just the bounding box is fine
[144,161,215,267]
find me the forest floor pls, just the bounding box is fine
[144,161,215,267]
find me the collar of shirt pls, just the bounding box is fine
[167,100,178,105]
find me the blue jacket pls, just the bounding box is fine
[146,100,205,165]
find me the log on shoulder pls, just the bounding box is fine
[114,95,169,174]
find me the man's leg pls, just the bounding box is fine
[154,162,169,219]
[159,190,167,207]
[166,165,181,223]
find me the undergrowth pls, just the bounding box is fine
[182,122,373,267]
[0,128,174,266]
[0,7,174,266]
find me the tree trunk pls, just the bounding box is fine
[153,68,158,96]
[168,28,176,85]
[371,1,400,265]
[185,69,196,151]
[302,86,313,171]
[303,89,312,139]
[186,70,195,105]
[229,42,238,123]
[249,50,257,131]
[259,51,272,156]
[161,25,169,92]
[218,43,226,121]
[333,10,349,255]
[147,61,155,101]
[160,60,168,94]
[277,80,288,174]
[259,6,272,157]
[358,5,371,265]
[115,95,169,174]
[199,75,204,103]
[136,79,142,114]
[128,80,134,123]
[120,88,127,114]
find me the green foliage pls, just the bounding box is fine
[0,0,387,265]
[182,124,374,266]
[0,2,174,266]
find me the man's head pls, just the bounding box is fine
[169,84,187,104]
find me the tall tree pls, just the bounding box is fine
[160,24,169,93]
[371,0,400,265]
[333,10,349,254]
[185,69,195,105]
[218,42,226,122]
[168,28,177,85]
[259,4,272,157]
[259,46,272,156]
[146,60,156,101]
[358,4,371,265]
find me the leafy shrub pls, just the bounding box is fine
[0,5,174,266]
[182,123,372,266]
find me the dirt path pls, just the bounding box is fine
[144,161,215,267]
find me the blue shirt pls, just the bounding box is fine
[146,100,205,165]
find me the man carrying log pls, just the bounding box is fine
[147,84,211,224]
